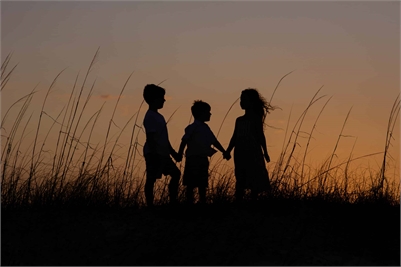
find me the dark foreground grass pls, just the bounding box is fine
[2,198,399,266]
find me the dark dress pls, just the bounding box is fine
[233,116,270,192]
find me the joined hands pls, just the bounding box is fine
[223,151,231,160]
[172,151,182,162]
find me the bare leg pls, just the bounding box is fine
[145,179,155,207]
[235,187,244,202]
[199,187,206,204]
[168,168,181,204]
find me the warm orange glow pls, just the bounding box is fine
[1,1,399,186]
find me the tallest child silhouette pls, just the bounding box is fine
[224,88,274,201]
[142,84,181,207]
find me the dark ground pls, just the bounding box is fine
[2,199,400,266]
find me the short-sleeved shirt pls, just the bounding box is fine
[143,109,170,157]
[182,120,217,157]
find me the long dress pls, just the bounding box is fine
[233,115,271,192]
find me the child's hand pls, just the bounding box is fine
[264,152,270,163]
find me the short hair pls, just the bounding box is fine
[143,84,165,104]
[191,100,211,119]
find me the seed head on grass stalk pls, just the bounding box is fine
[52,71,80,177]
[26,68,65,203]
[1,86,39,130]
[1,91,35,184]
[79,103,105,177]
[342,136,358,200]
[59,48,99,181]
[123,99,144,179]
[298,151,384,194]
[1,52,13,75]
[279,88,326,183]
[129,126,145,177]
[63,108,102,179]
[63,78,96,185]
[8,113,33,184]
[105,111,139,185]
[1,53,18,92]
[322,106,353,192]
[379,94,400,197]
[98,72,134,178]
[300,95,332,180]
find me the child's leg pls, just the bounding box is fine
[250,190,258,202]
[144,154,161,207]
[234,168,245,202]
[198,187,206,204]
[163,157,181,204]
[145,179,155,207]
[168,168,180,204]
[235,187,244,202]
[235,179,245,202]
[186,186,194,204]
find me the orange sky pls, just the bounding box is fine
[1,1,400,180]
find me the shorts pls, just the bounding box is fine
[145,153,180,182]
[183,156,209,188]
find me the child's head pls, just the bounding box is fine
[143,84,166,109]
[240,88,273,124]
[191,100,211,122]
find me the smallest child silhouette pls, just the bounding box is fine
[177,100,227,204]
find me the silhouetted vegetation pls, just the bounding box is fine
[1,50,399,265]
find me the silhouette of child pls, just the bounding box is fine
[177,100,227,204]
[223,88,273,202]
[142,84,181,207]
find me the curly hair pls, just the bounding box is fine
[191,100,211,120]
[241,88,274,127]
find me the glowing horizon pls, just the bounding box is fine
[1,1,399,182]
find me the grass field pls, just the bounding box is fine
[1,51,400,265]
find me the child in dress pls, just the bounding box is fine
[223,88,273,201]
[142,84,181,207]
[177,100,227,204]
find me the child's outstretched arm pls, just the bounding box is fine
[213,139,231,160]
[169,141,181,162]
[226,118,238,154]
[224,130,236,160]
[212,139,225,153]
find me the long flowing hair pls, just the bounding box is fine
[241,88,275,128]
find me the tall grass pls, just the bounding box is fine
[1,52,399,209]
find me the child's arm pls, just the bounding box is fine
[212,139,225,153]
[177,139,187,162]
[258,126,270,163]
[223,127,236,160]
[169,141,181,162]
[225,119,238,155]
[213,139,231,160]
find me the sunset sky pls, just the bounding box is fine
[1,1,400,178]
